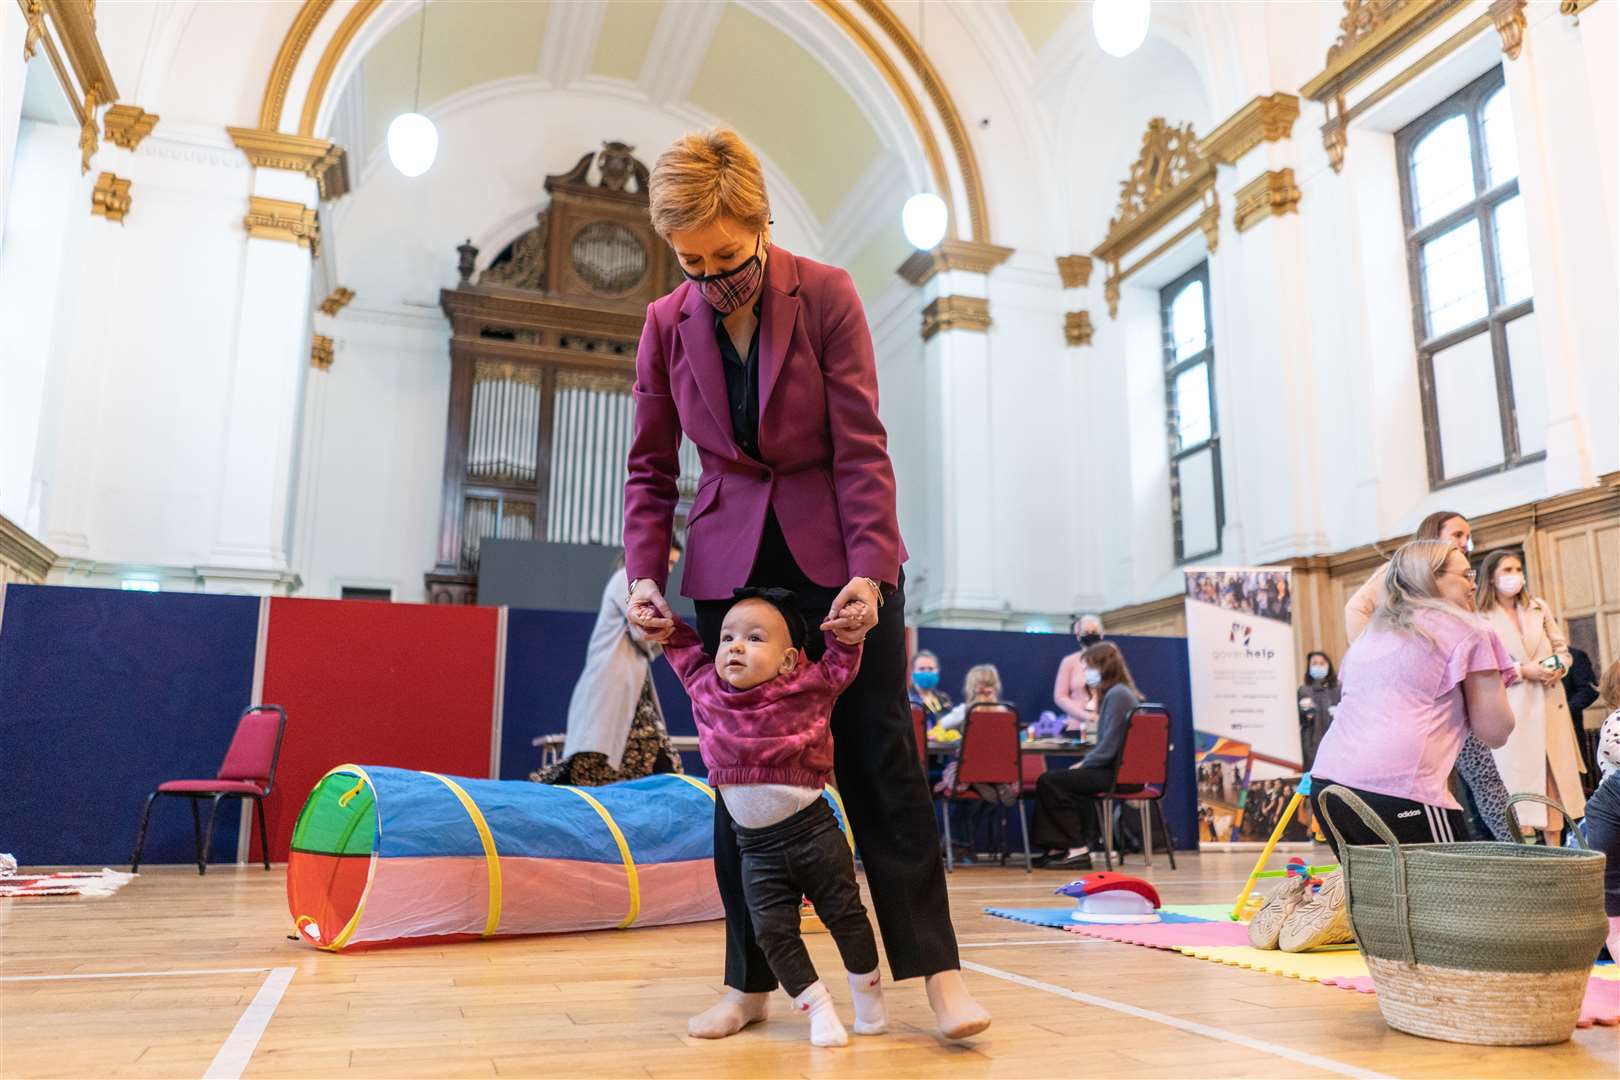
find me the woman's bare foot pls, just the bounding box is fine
[687,989,770,1039]
[925,969,991,1039]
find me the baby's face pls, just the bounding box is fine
[716,598,799,690]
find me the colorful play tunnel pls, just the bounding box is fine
[287,766,726,950]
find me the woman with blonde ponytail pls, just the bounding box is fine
[1309,540,1518,852]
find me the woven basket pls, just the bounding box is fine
[1319,787,1607,1046]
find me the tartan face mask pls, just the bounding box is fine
[685,237,763,314]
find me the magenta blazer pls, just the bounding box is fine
[623,245,904,601]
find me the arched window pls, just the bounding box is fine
[1160,263,1222,562]
[1396,66,1539,487]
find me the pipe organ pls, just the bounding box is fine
[427,143,690,604]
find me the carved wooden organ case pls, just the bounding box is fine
[427,143,695,604]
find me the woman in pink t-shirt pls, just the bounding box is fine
[1310,540,1518,852]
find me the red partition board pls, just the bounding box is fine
[257,597,498,862]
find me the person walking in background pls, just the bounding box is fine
[1476,549,1586,844]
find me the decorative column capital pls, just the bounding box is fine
[227,127,351,200]
[1055,255,1093,289]
[1233,169,1303,233]
[1199,93,1301,167]
[318,287,355,316]
[91,172,131,222]
[899,239,1014,287]
[1490,0,1528,59]
[103,104,159,150]
[310,334,334,371]
[1063,311,1094,348]
[245,196,320,257]
[920,295,990,341]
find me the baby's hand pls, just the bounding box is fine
[827,600,870,645]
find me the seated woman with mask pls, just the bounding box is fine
[908,650,952,723]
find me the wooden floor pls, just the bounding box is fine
[2,853,1614,1079]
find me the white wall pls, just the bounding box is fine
[291,311,450,602]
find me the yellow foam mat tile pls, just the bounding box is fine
[1174,944,1372,984]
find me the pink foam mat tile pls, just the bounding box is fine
[1065,920,1251,948]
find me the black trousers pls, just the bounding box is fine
[1029,766,1112,851]
[732,798,879,998]
[1310,779,1469,857]
[694,513,959,991]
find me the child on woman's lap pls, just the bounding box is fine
[639,586,883,1047]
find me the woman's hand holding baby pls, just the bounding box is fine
[822,600,872,646]
[627,578,676,643]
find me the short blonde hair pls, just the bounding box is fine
[963,663,1002,701]
[649,128,770,239]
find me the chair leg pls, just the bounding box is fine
[199,795,224,875]
[1153,801,1177,870]
[943,801,953,873]
[1140,801,1153,868]
[254,796,271,871]
[1017,800,1032,874]
[190,798,204,874]
[130,792,160,873]
[1100,801,1114,872]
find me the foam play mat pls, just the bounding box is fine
[1063,912,1619,1029]
[0,869,135,898]
[983,906,1211,930]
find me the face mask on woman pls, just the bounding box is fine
[1496,573,1524,598]
[1084,669,1102,689]
[684,236,763,314]
[1308,663,1329,682]
[1078,632,1102,648]
[912,670,939,691]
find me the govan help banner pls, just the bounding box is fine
[1183,567,1300,771]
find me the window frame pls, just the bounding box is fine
[1395,64,1539,489]
[1159,261,1224,564]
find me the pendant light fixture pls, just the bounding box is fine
[900,1,948,251]
[387,0,438,178]
[1093,0,1151,59]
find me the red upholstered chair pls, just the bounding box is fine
[938,704,1030,873]
[130,704,288,875]
[1096,704,1177,871]
[910,702,929,774]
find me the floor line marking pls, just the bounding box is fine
[959,938,1105,948]
[203,966,294,1080]
[962,960,1394,1080]
[0,967,273,982]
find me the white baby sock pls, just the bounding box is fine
[847,968,888,1035]
[791,980,848,1047]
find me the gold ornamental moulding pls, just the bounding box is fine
[310,334,334,371]
[103,104,158,150]
[19,0,118,173]
[898,240,1014,287]
[318,286,355,316]
[920,295,990,341]
[1301,0,1534,174]
[1198,94,1301,167]
[91,171,131,223]
[245,195,320,257]
[227,128,350,200]
[252,0,991,243]
[1056,255,1093,289]
[1233,169,1303,233]
[1063,310,1094,348]
[1092,118,1219,319]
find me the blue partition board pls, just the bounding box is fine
[0,585,259,866]
[499,607,697,781]
[916,628,1197,849]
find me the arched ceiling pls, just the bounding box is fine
[327,0,915,308]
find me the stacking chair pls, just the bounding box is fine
[937,703,1030,873]
[1095,704,1177,871]
[130,704,288,875]
[910,702,929,774]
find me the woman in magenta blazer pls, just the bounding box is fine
[623,129,987,1041]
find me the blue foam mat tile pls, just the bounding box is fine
[984,907,1208,929]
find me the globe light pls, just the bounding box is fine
[1093,0,1151,59]
[387,112,438,178]
[901,192,948,250]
